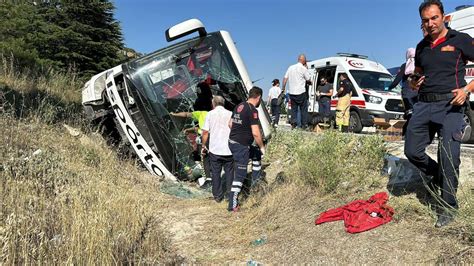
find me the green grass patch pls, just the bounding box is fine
[266,130,385,194]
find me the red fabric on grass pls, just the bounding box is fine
[315,192,394,234]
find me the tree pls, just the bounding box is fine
[0,1,125,77]
[0,3,44,69]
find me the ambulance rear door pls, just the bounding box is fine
[307,67,319,113]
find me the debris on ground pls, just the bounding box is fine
[63,124,81,137]
[246,259,263,266]
[250,235,267,246]
[160,180,211,199]
[24,149,43,161]
[384,154,424,189]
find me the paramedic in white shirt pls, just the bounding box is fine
[267,78,282,127]
[282,54,312,129]
[201,96,234,202]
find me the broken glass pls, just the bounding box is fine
[123,33,247,180]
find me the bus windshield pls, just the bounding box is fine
[123,32,247,179]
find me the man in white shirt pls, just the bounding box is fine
[282,54,312,129]
[201,96,234,202]
[267,79,282,127]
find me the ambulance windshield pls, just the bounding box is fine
[350,70,401,93]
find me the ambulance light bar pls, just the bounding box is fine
[337,53,368,59]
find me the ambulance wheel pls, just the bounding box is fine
[463,107,474,143]
[350,111,363,133]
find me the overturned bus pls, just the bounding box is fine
[82,19,272,181]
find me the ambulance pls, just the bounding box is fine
[445,5,474,142]
[306,53,404,133]
[82,19,272,180]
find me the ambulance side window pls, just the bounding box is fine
[316,67,337,86]
[346,75,358,96]
[351,84,358,96]
[335,73,358,97]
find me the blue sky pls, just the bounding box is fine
[113,0,467,95]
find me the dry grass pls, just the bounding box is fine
[0,55,83,124]
[262,130,473,233]
[219,130,474,263]
[0,59,182,263]
[0,114,182,264]
[0,55,82,104]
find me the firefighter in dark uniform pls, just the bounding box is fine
[405,0,474,228]
[228,87,265,212]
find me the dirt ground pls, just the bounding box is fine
[154,153,474,264]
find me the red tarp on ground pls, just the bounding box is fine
[315,192,394,234]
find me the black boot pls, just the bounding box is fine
[435,209,455,228]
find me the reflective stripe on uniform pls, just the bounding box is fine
[231,187,241,193]
[232,181,243,187]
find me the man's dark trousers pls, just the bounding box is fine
[402,96,419,136]
[318,97,331,119]
[209,152,234,202]
[270,98,281,125]
[228,140,249,210]
[249,145,262,185]
[290,93,308,128]
[404,100,464,209]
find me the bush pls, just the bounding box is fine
[266,130,385,194]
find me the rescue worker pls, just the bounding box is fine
[335,73,353,132]
[228,87,265,212]
[405,0,474,227]
[170,110,211,186]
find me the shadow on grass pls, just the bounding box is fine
[386,158,439,209]
[0,83,82,124]
[240,162,286,203]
